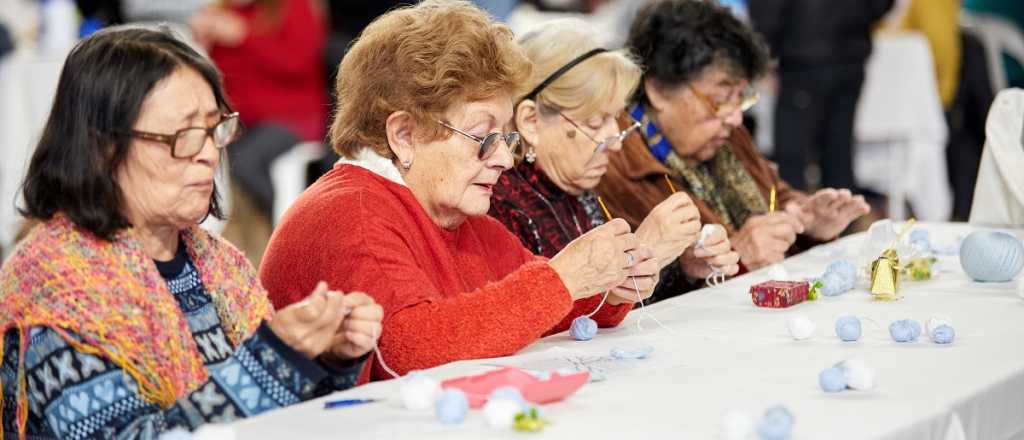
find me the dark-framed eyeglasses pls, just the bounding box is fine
[687,84,760,119]
[437,120,521,160]
[559,113,641,153]
[130,112,240,159]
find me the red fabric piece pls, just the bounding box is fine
[208,0,327,141]
[259,164,630,381]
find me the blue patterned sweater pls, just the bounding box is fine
[2,240,364,439]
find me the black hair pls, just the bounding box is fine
[19,25,232,240]
[627,0,770,102]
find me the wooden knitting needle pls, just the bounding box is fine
[768,185,777,213]
[597,196,613,221]
[663,174,677,194]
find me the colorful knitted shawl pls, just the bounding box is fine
[0,215,272,437]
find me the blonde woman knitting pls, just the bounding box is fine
[0,27,382,439]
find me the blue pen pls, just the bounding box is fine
[323,398,380,409]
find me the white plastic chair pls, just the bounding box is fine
[969,88,1024,227]
[270,141,325,224]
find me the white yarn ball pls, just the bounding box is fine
[719,410,756,440]
[483,399,522,429]
[787,315,816,340]
[697,224,718,248]
[959,231,1024,282]
[766,264,790,281]
[835,358,876,391]
[926,315,952,336]
[400,373,442,411]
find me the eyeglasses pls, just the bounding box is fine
[437,120,521,160]
[559,113,641,153]
[130,113,240,158]
[687,84,759,119]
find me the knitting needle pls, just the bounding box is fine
[768,185,777,214]
[663,174,677,194]
[597,196,613,221]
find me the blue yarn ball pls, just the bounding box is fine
[818,367,847,393]
[826,260,858,283]
[488,386,526,409]
[435,389,469,425]
[820,271,848,296]
[907,320,922,340]
[757,405,794,440]
[910,230,931,250]
[959,231,1024,282]
[570,316,598,341]
[931,324,955,344]
[835,315,862,342]
[889,319,920,342]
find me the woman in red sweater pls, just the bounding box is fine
[259,0,659,381]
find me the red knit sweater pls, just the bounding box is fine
[259,163,630,381]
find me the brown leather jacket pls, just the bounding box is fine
[596,117,813,251]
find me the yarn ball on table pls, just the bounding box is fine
[570,316,598,341]
[820,271,848,296]
[910,229,931,251]
[483,399,523,429]
[488,386,526,409]
[826,260,858,284]
[436,389,470,425]
[719,411,756,440]
[926,315,951,336]
[819,367,847,393]
[787,315,816,340]
[757,405,794,440]
[959,231,1024,282]
[835,315,862,342]
[930,325,955,344]
[889,319,921,342]
[400,372,442,411]
[833,358,876,391]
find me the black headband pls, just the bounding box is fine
[522,48,608,102]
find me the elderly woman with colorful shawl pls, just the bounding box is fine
[489,19,741,303]
[260,0,659,381]
[597,0,871,271]
[0,27,382,439]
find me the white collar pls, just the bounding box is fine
[336,148,407,187]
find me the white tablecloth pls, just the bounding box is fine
[853,32,952,221]
[0,49,65,256]
[230,222,1024,440]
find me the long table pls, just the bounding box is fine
[230,222,1024,439]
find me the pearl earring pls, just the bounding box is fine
[524,147,537,164]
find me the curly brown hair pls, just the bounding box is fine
[330,0,533,159]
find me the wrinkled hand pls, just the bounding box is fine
[322,292,384,363]
[549,218,641,300]
[732,212,804,270]
[189,6,247,49]
[267,281,349,360]
[786,188,870,241]
[680,224,740,279]
[606,246,659,305]
[635,192,702,270]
